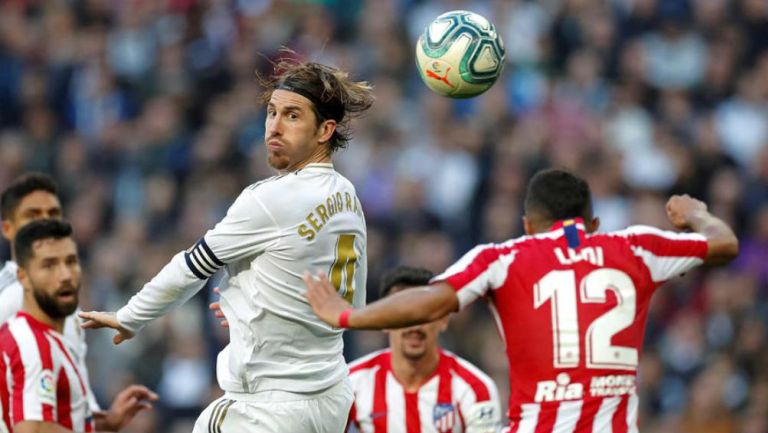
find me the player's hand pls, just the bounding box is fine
[79,311,135,345]
[666,194,708,230]
[209,287,229,328]
[303,271,352,327]
[95,384,159,431]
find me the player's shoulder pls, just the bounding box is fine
[594,224,706,243]
[1,313,36,345]
[599,224,666,238]
[244,174,288,194]
[441,350,493,382]
[441,350,498,400]
[348,348,389,373]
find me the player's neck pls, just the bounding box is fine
[390,347,441,393]
[283,147,332,173]
[22,296,65,333]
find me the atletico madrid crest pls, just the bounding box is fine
[433,403,455,432]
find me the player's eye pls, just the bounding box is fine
[288,112,299,120]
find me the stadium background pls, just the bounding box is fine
[0,0,766,432]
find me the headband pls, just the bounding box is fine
[276,83,344,122]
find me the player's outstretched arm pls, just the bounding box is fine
[666,194,739,265]
[304,272,458,329]
[79,311,135,345]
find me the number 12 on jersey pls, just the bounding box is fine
[534,269,638,370]
[330,234,357,303]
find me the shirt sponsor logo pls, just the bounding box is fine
[534,373,637,402]
[589,374,636,397]
[534,373,583,402]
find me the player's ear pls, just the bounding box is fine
[588,217,600,233]
[16,267,30,291]
[1,219,13,241]
[317,119,337,144]
[522,216,534,236]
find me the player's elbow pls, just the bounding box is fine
[422,285,459,322]
[707,234,739,266]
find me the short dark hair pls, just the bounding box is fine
[1,173,58,220]
[14,219,73,268]
[259,57,375,153]
[524,169,593,222]
[380,266,435,298]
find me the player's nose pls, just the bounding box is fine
[266,116,283,135]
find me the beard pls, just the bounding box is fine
[266,150,290,170]
[33,283,79,319]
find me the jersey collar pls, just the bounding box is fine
[549,218,587,248]
[17,311,57,332]
[303,163,334,169]
[548,217,586,232]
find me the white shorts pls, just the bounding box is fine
[192,380,353,433]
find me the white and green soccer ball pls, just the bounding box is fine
[416,10,505,98]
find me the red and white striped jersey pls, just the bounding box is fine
[0,261,100,414]
[348,349,502,433]
[432,220,708,433]
[0,312,94,433]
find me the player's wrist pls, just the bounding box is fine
[338,308,355,328]
[683,209,710,230]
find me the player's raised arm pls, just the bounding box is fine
[665,194,739,265]
[304,272,458,329]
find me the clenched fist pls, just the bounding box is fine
[666,194,708,230]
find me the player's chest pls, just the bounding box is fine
[356,376,464,433]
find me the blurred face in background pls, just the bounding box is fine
[1,191,62,243]
[386,285,449,361]
[264,89,335,171]
[18,237,82,320]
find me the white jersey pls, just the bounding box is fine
[0,262,99,413]
[117,163,367,394]
[348,349,502,433]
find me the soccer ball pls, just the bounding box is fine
[415,10,505,98]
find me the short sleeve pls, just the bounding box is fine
[452,357,502,433]
[431,243,519,310]
[3,328,56,424]
[614,225,708,282]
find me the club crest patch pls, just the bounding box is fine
[433,403,455,432]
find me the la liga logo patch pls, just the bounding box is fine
[38,369,56,405]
